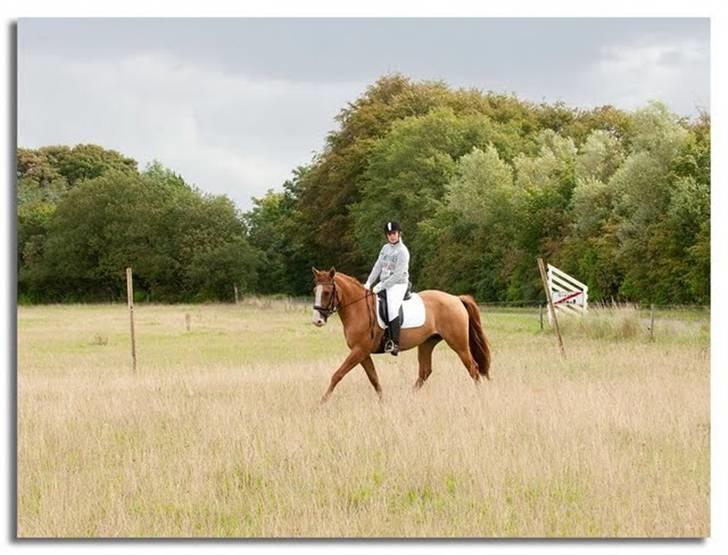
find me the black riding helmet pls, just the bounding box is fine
[384,221,401,235]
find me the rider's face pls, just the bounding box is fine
[386,230,400,243]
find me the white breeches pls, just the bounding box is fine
[385,282,408,321]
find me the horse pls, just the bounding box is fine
[311,267,491,403]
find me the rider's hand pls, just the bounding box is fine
[373,283,384,294]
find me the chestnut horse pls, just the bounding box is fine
[311,267,490,403]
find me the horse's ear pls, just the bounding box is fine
[329,267,336,278]
[312,266,319,275]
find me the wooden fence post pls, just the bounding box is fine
[126,267,137,372]
[234,284,239,305]
[185,313,191,332]
[650,304,655,341]
[537,258,566,358]
[539,303,544,330]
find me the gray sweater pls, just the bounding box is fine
[365,240,410,289]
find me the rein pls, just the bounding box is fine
[313,278,376,340]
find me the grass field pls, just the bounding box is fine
[17,299,710,537]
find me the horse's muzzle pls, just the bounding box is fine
[312,309,328,327]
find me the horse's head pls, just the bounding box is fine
[311,266,338,327]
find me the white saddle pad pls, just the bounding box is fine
[376,292,426,329]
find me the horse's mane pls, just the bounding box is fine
[336,272,365,289]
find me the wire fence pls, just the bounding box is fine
[235,294,709,314]
[476,300,709,310]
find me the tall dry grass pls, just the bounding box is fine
[17,303,709,537]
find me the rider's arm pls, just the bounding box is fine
[364,247,385,289]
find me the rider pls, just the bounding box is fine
[364,221,410,356]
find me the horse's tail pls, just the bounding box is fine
[459,295,491,380]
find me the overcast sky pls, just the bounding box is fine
[18,18,710,210]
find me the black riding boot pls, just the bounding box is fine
[385,315,401,356]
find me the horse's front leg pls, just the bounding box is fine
[321,347,367,404]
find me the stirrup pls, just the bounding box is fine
[384,340,399,356]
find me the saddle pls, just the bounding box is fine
[372,282,422,354]
[376,281,412,326]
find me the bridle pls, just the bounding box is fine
[313,279,340,320]
[312,277,376,338]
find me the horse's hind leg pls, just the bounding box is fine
[443,331,481,384]
[414,335,442,390]
[457,348,481,383]
[360,355,382,399]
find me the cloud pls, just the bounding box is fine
[578,36,710,114]
[18,49,365,209]
[18,22,710,213]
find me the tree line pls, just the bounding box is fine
[17,75,710,304]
